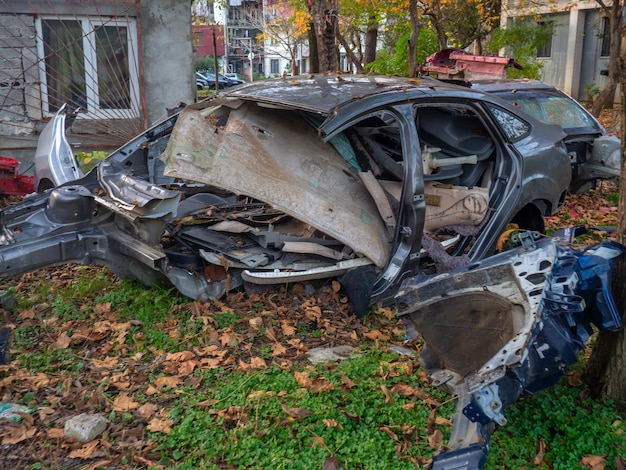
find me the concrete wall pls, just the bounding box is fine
[0,0,195,167]
[537,14,569,93]
[501,0,619,103]
[0,12,42,165]
[140,0,195,126]
[581,9,610,100]
[0,13,41,136]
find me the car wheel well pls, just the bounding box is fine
[511,203,546,233]
[37,178,55,193]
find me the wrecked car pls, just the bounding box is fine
[396,231,624,469]
[0,74,571,316]
[470,79,620,193]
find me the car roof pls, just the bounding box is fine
[220,74,483,115]
[468,78,559,93]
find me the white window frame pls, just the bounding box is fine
[270,58,280,74]
[35,16,140,119]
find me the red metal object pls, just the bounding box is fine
[419,48,523,80]
[0,157,34,196]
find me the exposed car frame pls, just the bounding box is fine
[1,73,585,468]
[34,103,83,193]
[397,230,624,469]
[4,75,571,314]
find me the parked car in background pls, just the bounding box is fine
[198,72,227,89]
[221,72,245,86]
[224,72,245,84]
[197,72,244,89]
[195,72,210,90]
[471,79,620,192]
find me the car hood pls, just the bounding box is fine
[160,100,393,268]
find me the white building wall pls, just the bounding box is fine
[501,0,618,102]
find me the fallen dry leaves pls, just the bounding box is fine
[545,181,619,242]
[0,179,621,468]
[0,260,410,468]
[581,454,606,470]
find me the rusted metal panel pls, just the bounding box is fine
[419,49,522,80]
[161,103,393,268]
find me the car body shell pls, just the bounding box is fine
[33,104,84,193]
[4,74,571,314]
[396,232,624,469]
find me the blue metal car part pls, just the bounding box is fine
[395,232,624,469]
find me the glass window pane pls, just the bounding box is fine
[95,25,130,109]
[536,21,552,58]
[488,105,530,141]
[600,17,610,57]
[270,59,279,74]
[42,19,86,112]
[493,90,600,133]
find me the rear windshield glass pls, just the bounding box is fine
[493,90,601,134]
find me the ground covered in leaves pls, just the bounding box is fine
[0,268,451,469]
[0,182,623,469]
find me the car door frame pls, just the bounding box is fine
[320,101,426,299]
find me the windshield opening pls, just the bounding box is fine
[494,90,600,133]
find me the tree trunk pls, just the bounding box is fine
[408,0,419,77]
[311,0,338,73]
[475,39,483,55]
[584,8,626,409]
[212,26,219,90]
[591,0,622,116]
[364,13,378,66]
[336,31,364,73]
[306,0,319,74]
[423,11,447,50]
[308,21,319,73]
[584,153,626,408]
[291,46,299,76]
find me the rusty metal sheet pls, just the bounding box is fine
[161,103,393,268]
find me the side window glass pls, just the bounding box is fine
[488,105,530,141]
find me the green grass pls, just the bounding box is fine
[487,380,625,469]
[153,354,451,469]
[606,190,619,205]
[197,89,216,100]
[2,265,625,469]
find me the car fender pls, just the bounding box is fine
[34,105,84,192]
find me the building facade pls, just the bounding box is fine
[501,0,618,102]
[193,0,310,80]
[0,0,194,163]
